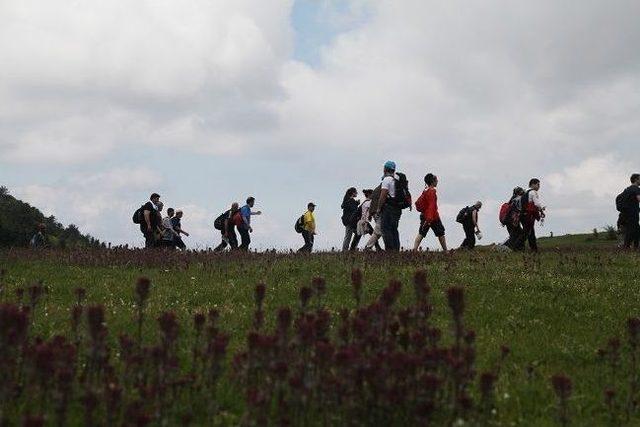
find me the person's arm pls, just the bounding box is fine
[473,210,480,231]
[377,189,388,215]
[223,218,230,237]
[144,210,152,231]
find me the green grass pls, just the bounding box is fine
[1,246,639,425]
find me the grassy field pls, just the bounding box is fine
[1,242,639,425]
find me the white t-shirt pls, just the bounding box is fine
[361,199,372,220]
[381,175,396,198]
[162,217,175,240]
[528,189,544,209]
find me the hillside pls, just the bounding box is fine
[537,229,620,248]
[0,186,101,248]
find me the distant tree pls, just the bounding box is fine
[0,186,100,248]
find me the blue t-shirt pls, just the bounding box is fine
[240,205,251,226]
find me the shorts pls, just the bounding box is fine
[419,216,445,238]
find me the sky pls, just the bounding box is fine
[1,0,639,250]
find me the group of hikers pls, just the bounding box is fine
[133,193,190,249]
[337,161,546,253]
[131,164,640,253]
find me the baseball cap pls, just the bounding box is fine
[384,160,396,170]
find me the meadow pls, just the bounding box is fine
[0,240,639,426]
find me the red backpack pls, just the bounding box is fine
[415,191,427,213]
[498,203,511,225]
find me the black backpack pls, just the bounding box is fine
[214,211,228,230]
[294,215,305,233]
[368,185,382,217]
[616,190,630,213]
[388,172,412,210]
[456,207,470,224]
[132,205,144,224]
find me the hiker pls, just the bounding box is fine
[137,193,162,248]
[413,174,447,252]
[356,189,382,251]
[30,223,47,249]
[617,173,640,249]
[503,187,525,251]
[238,197,262,251]
[374,161,411,252]
[161,208,179,249]
[520,178,546,252]
[298,202,316,253]
[341,187,360,251]
[458,201,482,249]
[171,210,189,250]
[214,203,239,252]
[364,186,384,251]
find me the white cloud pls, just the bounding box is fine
[2,0,640,249]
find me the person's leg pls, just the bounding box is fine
[342,227,353,251]
[144,231,155,248]
[350,233,362,251]
[238,227,250,251]
[527,222,538,252]
[229,229,238,250]
[461,223,474,249]
[381,209,393,251]
[309,233,315,252]
[299,231,309,252]
[175,237,186,250]
[392,209,401,250]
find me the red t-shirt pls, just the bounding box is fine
[422,187,439,222]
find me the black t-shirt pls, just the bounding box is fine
[141,202,159,229]
[624,185,640,214]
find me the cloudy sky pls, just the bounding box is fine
[1,0,639,250]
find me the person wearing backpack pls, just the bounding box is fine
[413,174,447,252]
[459,202,482,249]
[503,187,525,250]
[520,178,546,252]
[374,161,412,252]
[341,187,360,251]
[136,193,162,248]
[298,202,317,253]
[618,173,640,249]
[214,203,239,252]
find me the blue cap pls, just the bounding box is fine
[384,160,396,170]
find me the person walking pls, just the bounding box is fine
[375,161,402,251]
[413,174,447,252]
[521,178,546,252]
[298,202,316,253]
[364,186,384,251]
[341,187,359,251]
[161,208,179,249]
[139,193,162,248]
[214,203,240,252]
[30,223,47,249]
[171,210,189,250]
[617,173,640,249]
[503,187,525,250]
[238,197,262,251]
[355,189,382,251]
[458,202,482,249]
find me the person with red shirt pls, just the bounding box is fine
[413,173,448,251]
